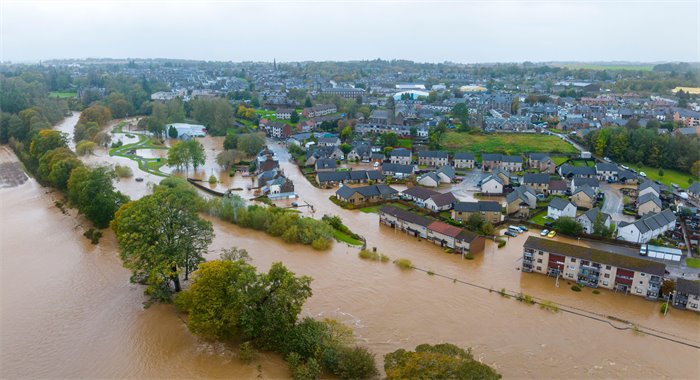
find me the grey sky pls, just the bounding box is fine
[1,0,699,63]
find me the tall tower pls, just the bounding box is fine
[273,58,277,71]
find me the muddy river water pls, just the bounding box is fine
[1,117,699,378]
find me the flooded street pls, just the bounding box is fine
[1,129,699,378]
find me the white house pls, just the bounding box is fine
[638,180,661,198]
[617,209,676,244]
[480,175,504,194]
[547,198,577,220]
[417,172,440,188]
[576,207,612,234]
[424,192,457,212]
[167,123,207,138]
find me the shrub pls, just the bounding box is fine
[311,237,331,250]
[496,238,506,248]
[394,258,413,270]
[76,140,97,156]
[208,175,217,184]
[287,353,321,380]
[83,228,102,244]
[332,346,379,380]
[380,254,390,262]
[659,303,669,315]
[464,253,474,260]
[516,293,535,305]
[539,300,559,313]
[359,249,380,261]
[499,288,509,298]
[239,341,256,364]
[592,289,600,295]
[571,284,582,292]
[427,270,435,276]
[114,165,133,178]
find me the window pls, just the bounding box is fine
[568,273,574,279]
[537,259,542,263]
[536,266,542,271]
[571,258,576,263]
[640,273,646,277]
[639,281,643,285]
[604,274,610,278]
[538,251,543,255]
[606,265,611,270]
[636,289,642,294]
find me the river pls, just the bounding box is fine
[1,117,699,378]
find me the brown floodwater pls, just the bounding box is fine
[1,124,699,378]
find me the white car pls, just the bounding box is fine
[540,229,549,236]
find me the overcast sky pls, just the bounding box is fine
[1,0,699,63]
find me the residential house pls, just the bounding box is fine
[347,142,371,162]
[480,174,505,194]
[638,193,662,216]
[381,163,415,179]
[379,205,432,238]
[269,121,292,139]
[435,166,456,183]
[417,172,441,188]
[369,109,391,125]
[304,146,344,166]
[317,136,341,147]
[334,184,398,205]
[401,186,440,208]
[571,176,600,194]
[576,207,612,234]
[571,185,596,209]
[617,209,676,244]
[492,168,511,185]
[558,164,597,179]
[482,154,523,172]
[454,152,475,169]
[302,104,337,118]
[316,171,349,188]
[316,170,385,187]
[687,182,700,202]
[522,237,664,299]
[425,192,458,212]
[506,186,537,217]
[452,201,503,224]
[315,158,337,172]
[595,162,619,181]
[547,198,577,219]
[618,169,639,184]
[673,278,700,312]
[417,150,449,167]
[389,148,412,165]
[528,153,556,173]
[548,179,568,196]
[276,108,294,120]
[522,173,550,194]
[370,152,385,164]
[639,180,661,198]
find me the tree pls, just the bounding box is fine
[168,125,178,139]
[384,343,501,380]
[592,212,607,237]
[30,129,67,160]
[79,103,112,127]
[290,110,300,124]
[304,97,313,108]
[220,246,250,262]
[511,97,520,114]
[168,140,205,173]
[216,149,244,169]
[552,216,583,236]
[187,140,206,171]
[340,126,352,142]
[112,178,213,300]
[380,132,399,148]
[223,134,238,150]
[691,160,700,178]
[75,140,97,156]
[661,279,675,297]
[340,143,352,156]
[237,133,265,156]
[68,166,129,228]
[465,213,485,232]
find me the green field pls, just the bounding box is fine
[686,258,700,269]
[626,163,696,188]
[332,229,363,246]
[552,156,569,165]
[441,132,579,157]
[49,91,77,98]
[558,64,654,71]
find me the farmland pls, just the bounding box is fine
[441,132,579,158]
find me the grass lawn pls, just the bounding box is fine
[528,211,550,226]
[625,163,696,188]
[570,159,595,167]
[359,205,381,213]
[441,132,578,156]
[397,138,413,149]
[332,229,363,246]
[686,258,700,269]
[552,156,569,165]
[49,91,77,98]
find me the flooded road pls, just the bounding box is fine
[1,131,699,378]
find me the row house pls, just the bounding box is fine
[558,164,597,179]
[452,201,503,224]
[389,148,412,165]
[346,142,372,162]
[637,193,662,216]
[673,278,700,313]
[482,154,523,172]
[639,180,661,198]
[522,237,665,299]
[304,146,344,166]
[673,108,700,127]
[401,186,440,208]
[316,170,385,188]
[269,121,292,139]
[302,104,337,118]
[417,166,456,187]
[454,152,475,169]
[571,176,600,194]
[571,185,596,209]
[417,150,449,167]
[522,173,550,194]
[321,87,365,99]
[528,153,556,174]
[276,108,294,120]
[355,124,412,137]
[595,162,619,181]
[617,209,676,244]
[506,186,537,217]
[334,184,398,206]
[379,206,485,253]
[381,163,415,179]
[547,198,577,219]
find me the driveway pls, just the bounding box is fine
[600,183,635,223]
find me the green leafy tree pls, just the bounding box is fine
[112,178,213,299]
[551,216,583,236]
[340,143,352,156]
[304,97,313,108]
[290,110,300,124]
[384,343,501,380]
[340,125,352,142]
[75,140,97,156]
[30,129,67,160]
[67,166,129,228]
[237,133,266,155]
[223,134,239,150]
[381,132,399,147]
[168,125,178,138]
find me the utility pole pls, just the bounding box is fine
[664,292,671,316]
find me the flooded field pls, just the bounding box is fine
[1,119,699,378]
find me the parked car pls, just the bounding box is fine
[504,231,517,237]
[507,225,521,234]
[547,230,557,238]
[540,229,549,236]
[518,225,529,232]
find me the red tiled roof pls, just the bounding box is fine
[428,221,462,238]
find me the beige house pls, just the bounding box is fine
[571,185,595,209]
[452,201,502,224]
[637,193,662,216]
[673,278,700,313]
